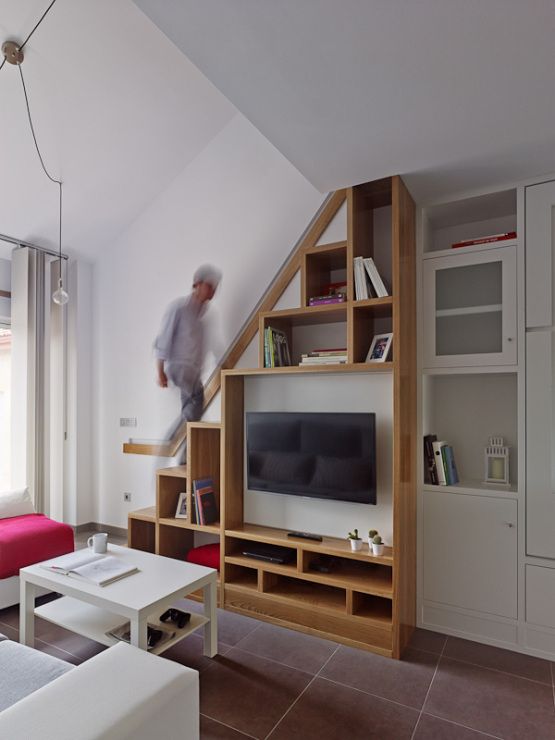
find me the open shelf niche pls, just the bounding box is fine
[422,372,518,496]
[422,188,517,255]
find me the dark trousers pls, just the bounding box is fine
[164,363,204,456]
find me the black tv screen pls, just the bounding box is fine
[246,412,376,504]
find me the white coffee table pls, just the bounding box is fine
[19,544,218,656]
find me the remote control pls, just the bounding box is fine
[287,531,323,542]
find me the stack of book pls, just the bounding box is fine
[264,326,291,367]
[451,231,516,249]
[308,293,346,306]
[308,281,347,306]
[192,478,219,525]
[300,348,347,366]
[353,257,389,300]
[423,434,459,486]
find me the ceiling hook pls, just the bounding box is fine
[2,40,24,65]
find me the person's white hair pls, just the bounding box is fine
[193,264,222,288]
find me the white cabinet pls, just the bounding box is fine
[423,490,517,619]
[525,180,555,329]
[526,565,555,629]
[525,179,555,560]
[526,331,555,559]
[423,245,517,368]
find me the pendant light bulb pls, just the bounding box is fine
[52,277,68,306]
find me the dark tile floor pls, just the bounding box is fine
[1,593,554,740]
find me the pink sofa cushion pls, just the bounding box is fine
[0,514,74,579]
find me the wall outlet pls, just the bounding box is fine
[120,417,137,428]
[123,492,132,502]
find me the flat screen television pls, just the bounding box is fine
[246,412,376,504]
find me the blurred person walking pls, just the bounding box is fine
[154,265,222,451]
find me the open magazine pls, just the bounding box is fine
[41,550,139,586]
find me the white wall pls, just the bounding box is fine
[0,257,10,320]
[0,257,11,490]
[66,260,94,525]
[94,114,325,527]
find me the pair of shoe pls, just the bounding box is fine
[160,608,191,629]
[147,626,163,648]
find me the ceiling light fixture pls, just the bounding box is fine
[1,0,67,305]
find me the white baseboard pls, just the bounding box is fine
[420,601,555,660]
[421,601,518,647]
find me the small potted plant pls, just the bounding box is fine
[368,529,378,548]
[371,534,385,556]
[348,529,363,552]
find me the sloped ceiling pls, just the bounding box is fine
[0,0,235,259]
[134,0,555,202]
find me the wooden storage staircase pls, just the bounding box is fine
[127,176,416,658]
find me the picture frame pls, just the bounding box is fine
[366,332,393,362]
[175,491,188,519]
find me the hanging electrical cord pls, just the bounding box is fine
[20,0,58,51]
[1,0,67,302]
[0,0,59,76]
[17,62,67,304]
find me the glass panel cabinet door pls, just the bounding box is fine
[423,245,517,367]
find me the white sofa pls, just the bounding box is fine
[0,639,199,740]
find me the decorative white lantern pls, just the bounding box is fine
[484,436,509,485]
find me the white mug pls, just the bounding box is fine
[88,532,108,554]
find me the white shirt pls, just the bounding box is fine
[153,295,205,377]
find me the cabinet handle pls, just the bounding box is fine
[503,522,515,528]
[507,337,513,342]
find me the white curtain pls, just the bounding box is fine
[11,246,67,516]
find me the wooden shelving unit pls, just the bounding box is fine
[220,176,415,657]
[128,175,416,658]
[128,424,223,601]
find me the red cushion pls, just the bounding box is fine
[185,543,220,571]
[0,514,74,579]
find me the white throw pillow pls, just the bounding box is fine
[0,488,35,519]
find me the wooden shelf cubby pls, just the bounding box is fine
[186,422,221,529]
[350,593,393,624]
[302,240,348,307]
[127,507,156,554]
[259,304,348,368]
[350,297,394,364]
[157,465,188,520]
[348,177,394,304]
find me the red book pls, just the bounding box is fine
[197,489,218,526]
[451,231,516,249]
[193,478,218,525]
[323,281,347,292]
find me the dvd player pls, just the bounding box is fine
[241,544,296,565]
